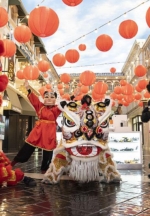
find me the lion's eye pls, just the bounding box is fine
[65,118,75,127]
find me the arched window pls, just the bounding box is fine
[106,81,113,91]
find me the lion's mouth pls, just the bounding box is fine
[66,144,102,157]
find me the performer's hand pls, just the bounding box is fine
[24,80,30,90]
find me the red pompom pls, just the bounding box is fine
[0,75,8,92]
[15,168,24,182]
[0,40,4,56]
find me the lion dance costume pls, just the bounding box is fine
[0,151,24,187]
[43,95,121,184]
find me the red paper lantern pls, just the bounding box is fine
[62,93,70,100]
[28,6,59,37]
[0,40,4,56]
[16,70,24,80]
[124,95,134,103]
[92,91,104,101]
[74,93,84,101]
[135,85,142,92]
[65,49,79,63]
[0,7,8,27]
[110,92,117,100]
[38,86,47,97]
[146,7,150,27]
[2,39,16,57]
[134,93,142,100]
[62,0,83,6]
[96,34,113,52]
[138,101,143,107]
[43,73,48,78]
[23,65,39,80]
[81,85,89,93]
[93,82,108,95]
[110,67,116,73]
[119,19,138,39]
[59,89,64,95]
[138,79,148,90]
[134,65,147,77]
[144,91,150,98]
[120,79,127,86]
[0,75,8,91]
[116,94,123,100]
[57,83,63,89]
[122,83,134,95]
[78,44,86,51]
[38,60,50,72]
[52,53,66,67]
[123,101,129,107]
[14,25,32,43]
[79,71,96,86]
[114,86,122,94]
[118,100,123,105]
[60,73,71,84]
[45,84,51,89]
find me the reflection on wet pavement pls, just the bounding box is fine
[0,151,150,216]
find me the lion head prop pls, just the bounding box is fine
[43,95,121,184]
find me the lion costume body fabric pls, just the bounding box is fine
[43,97,121,184]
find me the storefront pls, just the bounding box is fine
[2,86,36,153]
[109,114,142,170]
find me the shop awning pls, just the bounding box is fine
[19,97,36,116]
[6,88,22,114]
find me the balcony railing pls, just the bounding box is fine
[70,72,124,77]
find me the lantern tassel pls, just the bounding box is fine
[0,40,4,55]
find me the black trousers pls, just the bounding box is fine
[13,142,53,171]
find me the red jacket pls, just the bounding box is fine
[26,92,61,151]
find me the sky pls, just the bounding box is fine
[21,0,150,75]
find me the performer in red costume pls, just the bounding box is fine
[11,80,61,172]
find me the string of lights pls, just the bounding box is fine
[55,60,146,69]
[48,0,150,55]
[36,0,46,8]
